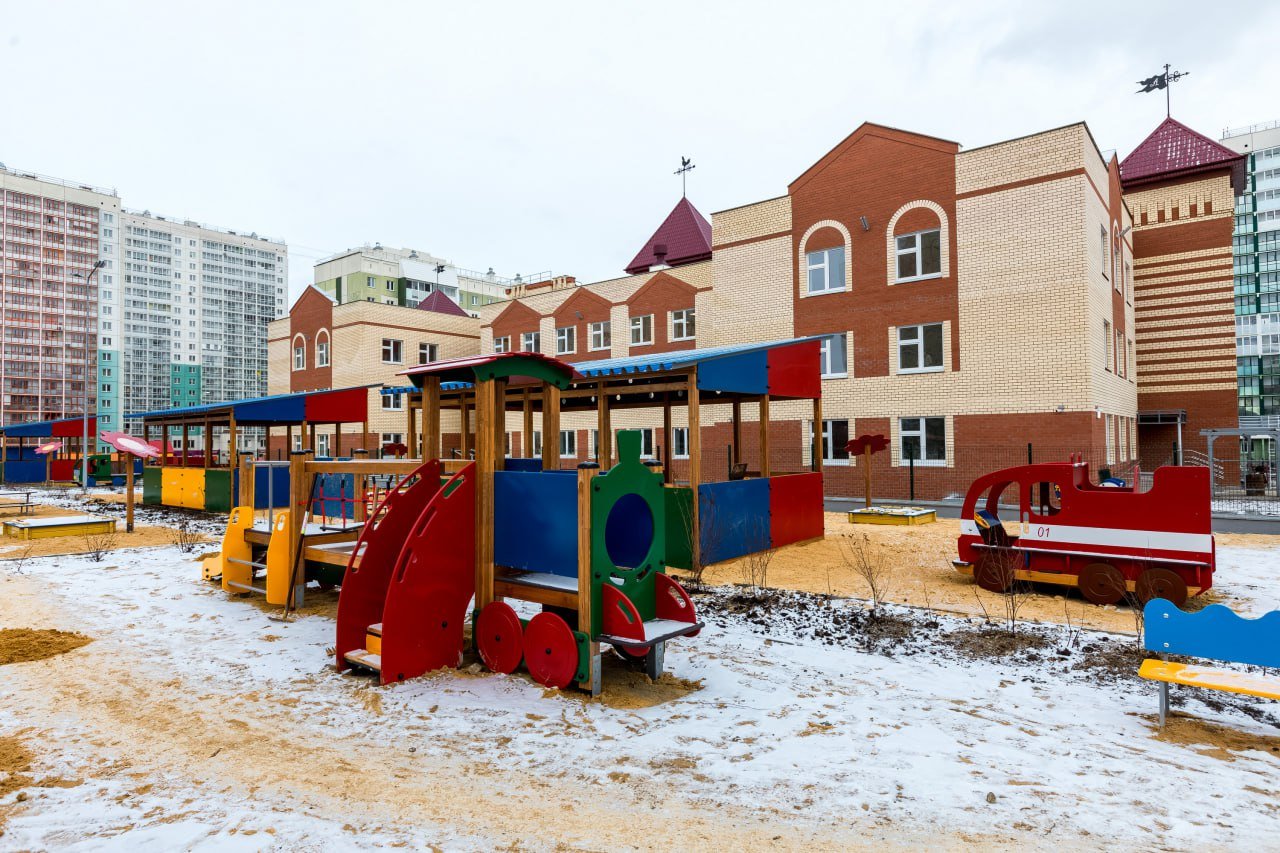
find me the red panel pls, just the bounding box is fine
[51,417,97,438]
[334,459,443,671]
[766,340,821,399]
[378,462,476,684]
[305,388,368,424]
[50,459,75,481]
[769,473,824,548]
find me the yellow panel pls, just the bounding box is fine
[217,505,258,590]
[366,632,382,655]
[265,511,293,606]
[161,468,184,507]
[1139,659,1280,701]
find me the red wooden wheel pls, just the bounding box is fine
[522,612,579,690]
[477,601,523,674]
[1077,562,1125,605]
[614,644,649,662]
[1137,568,1188,607]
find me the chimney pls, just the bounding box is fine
[648,243,670,273]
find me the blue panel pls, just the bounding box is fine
[494,470,577,576]
[253,466,292,511]
[313,472,357,520]
[696,350,768,395]
[504,457,543,473]
[699,478,771,564]
[236,396,306,422]
[3,448,39,462]
[3,460,46,483]
[1145,600,1280,669]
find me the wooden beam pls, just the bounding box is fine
[812,397,824,474]
[662,394,673,485]
[406,397,416,457]
[473,378,497,613]
[687,369,701,569]
[759,394,771,478]
[227,412,238,509]
[202,417,211,468]
[286,449,313,611]
[731,399,742,465]
[492,379,506,472]
[305,459,426,475]
[522,389,533,458]
[181,424,189,467]
[577,464,600,693]
[461,397,471,458]
[597,382,612,468]
[422,377,440,462]
[543,384,561,470]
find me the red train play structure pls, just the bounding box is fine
[954,457,1214,606]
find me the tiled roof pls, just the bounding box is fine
[624,197,713,275]
[1120,117,1245,189]
[416,289,470,317]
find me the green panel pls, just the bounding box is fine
[664,486,694,570]
[143,466,162,505]
[473,355,573,389]
[205,469,232,513]
[588,430,667,637]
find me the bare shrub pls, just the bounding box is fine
[1061,599,1083,651]
[81,528,119,562]
[977,549,1032,636]
[171,519,202,554]
[1098,571,1148,648]
[3,542,35,575]
[675,491,725,591]
[841,533,892,611]
[739,520,775,598]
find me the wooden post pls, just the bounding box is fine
[732,399,742,466]
[812,397,824,474]
[308,421,317,453]
[662,394,673,484]
[287,449,313,611]
[361,419,369,455]
[474,380,497,613]
[240,453,255,510]
[597,382,612,468]
[577,464,601,695]
[202,417,211,468]
[227,412,238,509]
[125,460,135,533]
[406,399,416,457]
[423,378,440,462]
[181,424,189,467]
[759,394,771,478]
[543,384,561,470]
[687,369,701,569]
[285,424,292,458]
[522,389,534,458]
[461,397,471,458]
[492,379,506,472]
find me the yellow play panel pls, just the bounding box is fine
[848,505,937,526]
[3,514,118,540]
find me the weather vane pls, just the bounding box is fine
[674,156,695,197]
[1136,64,1189,118]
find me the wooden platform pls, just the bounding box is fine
[848,506,937,526]
[3,514,117,540]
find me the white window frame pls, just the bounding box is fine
[381,392,404,412]
[532,430,542,457]
[894,229,942,283]
[820,419,850,465]
[381,338,403,364]
[897,324,944,374]
[636,428,655,459]
[380,432,403,448]
[671,308,695,342]
[672,426,689,459]
[589,321,611,352]
[559,429,576,457]
[292,343,305,371]
[629,314,653,346]
[418,342,438,364]
[806,246,845,295]
[556,325,576,355]
[589,429,600,459]
[819,333,848,378]
[493,336,511,353]
[317,433,331,458]
[1103,320,1111,372]
[521,331,540,353]
[316,336,330,368]
[899,417,946,466]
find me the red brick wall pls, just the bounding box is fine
[551,288,612,362]
[288,288,334,392]
[625,271,699,354]
[790,124,960,376]
[489,301,541,351]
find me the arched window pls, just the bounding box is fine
[315,329,331,367]
[886,201,950,284]
[292,333,306,371]
[798,220,852,296]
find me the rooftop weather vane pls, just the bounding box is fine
[1137,64,1189,118]
[674,156,695,197]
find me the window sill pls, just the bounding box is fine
[556,351,576,357]
[899,460,947,468]
[801,287,848,299]
[893,272,943,285]
[897,367,944,375]
[671,336,695,343]
[382,360,403,365]
[823,458,851,467]
[587,346,611,353]
[631,341,654,348]
[821,372,849,380]
[673,455,690,461]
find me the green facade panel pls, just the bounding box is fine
[204,469,233,513]
[143,467,162,505]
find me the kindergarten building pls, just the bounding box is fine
[267,116,1240,500]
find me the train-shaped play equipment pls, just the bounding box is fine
[954,457,1214,606]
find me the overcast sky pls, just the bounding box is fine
[3,1,1274,301]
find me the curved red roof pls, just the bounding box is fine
[625,197,713,275]
[1120,117,1245,190]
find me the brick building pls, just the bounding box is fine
[1119,118,1244,467]
[266,287,480,456]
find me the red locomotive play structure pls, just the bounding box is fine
[954,457,1215,606]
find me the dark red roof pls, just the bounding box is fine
[1119,117,1245,190]
[416,289,470,317]
[624,197,713,275]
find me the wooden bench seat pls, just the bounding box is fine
[494,569,579,610]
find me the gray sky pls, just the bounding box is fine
[3,1,1274,302]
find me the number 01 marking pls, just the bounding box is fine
[1036,526,1050,538]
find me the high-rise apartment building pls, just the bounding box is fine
[313,244,527,315]
[0,166,119,428]
[1220,121,1280,431]
[116,211,288,429]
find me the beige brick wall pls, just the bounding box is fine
[708,198,793,348]
[712,195,791,245]
[957,124,1090,194]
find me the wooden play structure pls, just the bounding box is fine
[135,385,372,513]
[954,457,1215,606]
[1140,599,1280,727]
[0,416,108,485]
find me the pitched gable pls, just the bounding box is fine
[624,198,713,275]
[1120,117,1245,190]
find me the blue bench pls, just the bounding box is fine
[1140,599,1280,727]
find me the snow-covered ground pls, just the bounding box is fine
[1,542,1278,850]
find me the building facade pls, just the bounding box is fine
[117,210,288,437]
[313,244,527,315]
[1221,121,1280,443]
[0,166,119,429]
[266,288,480,456]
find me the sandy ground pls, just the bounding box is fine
[0,524,210,560]
[696,513,1277,635]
